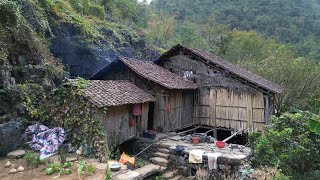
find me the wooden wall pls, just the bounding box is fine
[99,103,149,145]
[159,53,271,131]
[194,88,265,131]
[103,63,195,133]
[153,90,194,132]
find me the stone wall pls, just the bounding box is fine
[169,145,251,179]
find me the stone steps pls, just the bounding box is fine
[113,163,161,180]
[149,157,169,167]
[153,152,170,159]
[158,148,170,154]
[172,175,183,180]
[162,169,179,179]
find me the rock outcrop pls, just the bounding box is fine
[0,121,22,156]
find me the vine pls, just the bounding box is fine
[40,78,108,161]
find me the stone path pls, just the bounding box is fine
[113,164,163,180]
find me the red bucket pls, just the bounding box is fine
[216,141,225,148]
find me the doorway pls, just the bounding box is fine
[148,102,155,130]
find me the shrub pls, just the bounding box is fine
[250,113,320,179]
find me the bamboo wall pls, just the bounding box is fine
[194,88,265,131]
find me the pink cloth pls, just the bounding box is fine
[133,104,142,116]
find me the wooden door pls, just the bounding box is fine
[153,93,168,132]
[181,91,194,127]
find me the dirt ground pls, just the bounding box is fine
[0,158,106,180]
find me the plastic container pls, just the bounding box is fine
[216,141,225,148]
[148,130,157,140]
[192,136,200,144]
[143,131,149,138]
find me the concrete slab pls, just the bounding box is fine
[113,164,161,180]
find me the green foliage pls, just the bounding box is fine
[77,160,95,178]
[77,160,87,177]
[223,30,320,111]
[42,0,101,38]
[145,12,177,48]
[155,176,168,180]
[147,1,320,111]
[39,78,108,161]
[144,12,320,111]
[24,152,40,169]
[250,113,320,179]
[150,0,320,59]
[0,0,65,124]
[69,0,106,19]
[105,167,111,180]
[249,167,290,180]
[88,164,95,175]
[107,0,148,25]
[62,162,72,168]
[309,119,320,135]
[45,163,72,178]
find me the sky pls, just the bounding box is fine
[137,0,152,4]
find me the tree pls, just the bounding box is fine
[251,113,320,179]
[201,15,231,55]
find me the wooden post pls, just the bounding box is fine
[209,88,216,127]
[247,94,253,130]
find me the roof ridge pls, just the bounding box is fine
[159,44,283,94]
[119,57,197,89]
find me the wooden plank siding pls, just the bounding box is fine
[153,90,194,132]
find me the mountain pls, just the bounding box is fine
[150,0,320,59]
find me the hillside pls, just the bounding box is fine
[0,0,155,154]
[150,0,320,59]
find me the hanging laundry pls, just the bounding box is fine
[207,152,222,170]
[133,104,142,116]
[189,149,205,163]
[165,104,171,112]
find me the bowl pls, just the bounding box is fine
[216,141,225,148]
[109,163,121,171]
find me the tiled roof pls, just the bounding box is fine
[84,80,155,107]
[157,44,283,94]
[119,57,197,89]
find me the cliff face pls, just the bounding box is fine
[0,0,157,155]
[40,0,157,78]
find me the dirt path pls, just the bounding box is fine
[0,158,106,180]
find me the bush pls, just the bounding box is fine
[250,113,320,179]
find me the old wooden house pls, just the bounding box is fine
[83,80,155,144]
[91,57,197,133]
[155,44,283,131]
[91,44,282,138]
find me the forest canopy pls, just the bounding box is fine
[141,0,320,111]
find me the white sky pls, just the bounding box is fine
[137,0,153,4]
